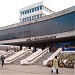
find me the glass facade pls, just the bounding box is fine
[0,11,74,41]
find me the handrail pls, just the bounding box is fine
[0,50,13,57]
[6,50,30,62]
[28,48,48,62]
[21,47,49,64]
[5,49,32,64]
[43,48,62,65]
[23,49,42,61]
[6,50,25,60]
[47,48,62,61]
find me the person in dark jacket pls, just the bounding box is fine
[1,55,5,67]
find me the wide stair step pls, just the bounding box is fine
[5,52,15,58]
[34,52,53,65]
[12,52,32,65]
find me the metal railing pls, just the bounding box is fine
[4,49,32,64]
[20,47,49,65]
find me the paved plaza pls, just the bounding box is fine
[0,64,74,75]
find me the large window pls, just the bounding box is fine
[36,15,39,18]
[27,10,29,14]
[20,6,43,15]
[23,11,24,15]
[39,6,42,10]
[36,7,39,11]
[27,17,31,21]
[32,15,35,20]
[29,9,31,13]
[25,11,26,14]
[22,19,24,22]
[35,7,37,11]
[24,18,26,22]
[42,6,53,13]
[32,8,34,12]
[20,12,22,15]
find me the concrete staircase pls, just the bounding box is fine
[5,49,32,64]
[43,48,62,65]
[5,52,15,58]
[12,52,32,65]
[34,52,53,65]
[20,48,49,65]
[0,50,14,58]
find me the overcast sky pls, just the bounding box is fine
[0,0,75,27]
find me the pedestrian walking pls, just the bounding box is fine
[51,56,59,74]
[1,55,5,67]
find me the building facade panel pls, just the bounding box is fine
[31,12,74,36]
[0,11,74,41]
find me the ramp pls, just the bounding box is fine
[4,49,32,64]
[20,47,49,65]
[0,50,14,57]
[43,48,62,65]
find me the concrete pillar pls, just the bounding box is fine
[33,45,36,52]
[20,45,22,50]
[29,45,31,49]
[42,46,45,51]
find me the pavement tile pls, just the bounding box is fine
[0,64,74,75]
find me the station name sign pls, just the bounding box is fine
[26,36,56,42]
